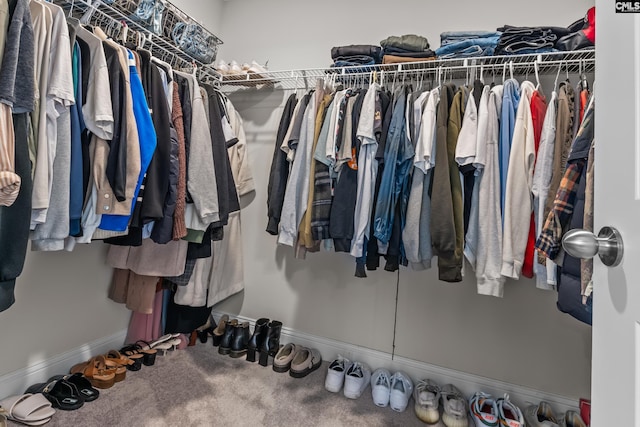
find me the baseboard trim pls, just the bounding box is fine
[0,330,127,399]
[212,310,579,414]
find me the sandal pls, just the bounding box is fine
[70,356,117,389]
[289,347,323,379]
[120,343,157,366]
[25,379,83,411]
[106,349,140,372]
[48,374,99,402]
[0,393,55,426]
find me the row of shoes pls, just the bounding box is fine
[214,59,270,79]
[323,355,588,427]
[0,334,184,426]
[471,393,588,427]
[324,357,417,413]
[198,315,284,366]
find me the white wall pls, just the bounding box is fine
[215,0,594,401]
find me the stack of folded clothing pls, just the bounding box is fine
[330,44,383,68]
[380,34,435,64]
[495,26,567,55]
[435,31,502,59]
[496,7,595,54]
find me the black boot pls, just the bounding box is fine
[218,319,238,355]
[246,318,269,363]
[230,322,250,358]
[258,320,282,366]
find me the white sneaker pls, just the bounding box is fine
[370,368,392,407]
[524,401,560,427]
[497,394,525,427]
[213,58,229,75]
[414,379,441,424]
[324,355,350,393]
[389,371,413,412]
[469,392,499,427]
[441,384,468,427]
[560,410,587,427]
[228,60,245,75]
[343,361,371,399]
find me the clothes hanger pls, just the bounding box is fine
[502,63,506,84]
[480,64,485,84]
[509,61,514,81]
[554,61,562,90]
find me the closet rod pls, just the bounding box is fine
[53,0,224,85]
[220,49,595,91]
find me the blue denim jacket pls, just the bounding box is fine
[499,79,520,217]
[373,90,415,244]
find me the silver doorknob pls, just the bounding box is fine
[562,226,624,267]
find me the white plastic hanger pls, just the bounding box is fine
[554,61,562,89]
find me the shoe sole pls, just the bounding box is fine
[442,413,468,427]
[273,363,291,373]
[415,404,440,424]
[218,347,231,355]
[289,361,321,379]
[229,350,247,358]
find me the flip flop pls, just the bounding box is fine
[25,379,84,411]
[48,374,99,402]
[0,393,55,426]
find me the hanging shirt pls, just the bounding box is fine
[463,84,490,270]
[351,83,380,259]
[501,81,535,279]
[31,2,75,251]
[278,91,318,247]
[532,90,558,289]
[476,84,505,297]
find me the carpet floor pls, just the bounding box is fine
[13,343,434,427]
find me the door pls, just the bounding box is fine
[591,2,640,425]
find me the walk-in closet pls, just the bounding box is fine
[0,0,632,425]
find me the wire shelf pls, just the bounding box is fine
[54,0,223,83]
[220,49,595,92]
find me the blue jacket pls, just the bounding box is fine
[99,50,157,231]
[499,79,520,216]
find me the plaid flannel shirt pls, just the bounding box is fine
[535,160,586,260]
[536,98,595,260]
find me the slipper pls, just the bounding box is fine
[289,347,323,378]
[25,379,84,411]
[48,374,99,402]
[0,393,55,425]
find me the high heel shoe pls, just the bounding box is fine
[246,318,269,363]
[154,338,182,356]
[70,356,116,389]
[259,320,282,367]
[212,314,230,347]
[120,343,157,367]
[197,315,217,344]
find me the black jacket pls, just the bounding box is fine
[266,94,297,235]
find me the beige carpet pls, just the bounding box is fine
[13,343,429,427]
